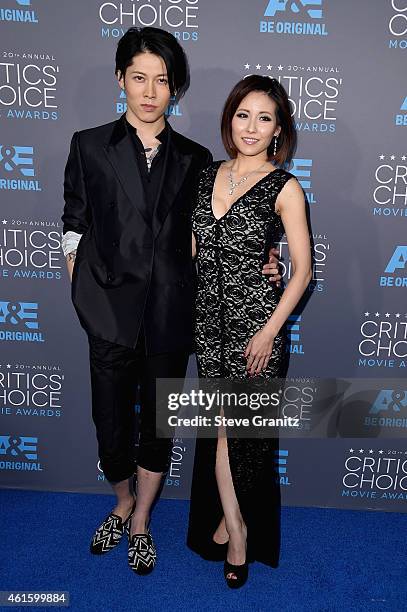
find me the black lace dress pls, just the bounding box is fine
[187,161,294,567]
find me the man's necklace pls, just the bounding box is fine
[144,145,160,172]
[228,162,268,196]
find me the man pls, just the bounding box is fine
[62,27,281,576]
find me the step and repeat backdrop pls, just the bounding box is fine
[0,0,406,512]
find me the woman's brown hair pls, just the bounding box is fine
[221,75,296,167]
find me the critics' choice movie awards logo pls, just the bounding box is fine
[358,311,407,369]
[0,52,59,121]
[0,220,63,281]
[278,232,329,293]
[165,439,186,488]
[115,90,183,117]
[372,154,407,218]
[0,145,41,191]
[0,363,63,418]
[277,379,315,430]
[243,64,342,134]
[0,434,43,471]
[0,300,44,343]
[342,448,407,503]
[380,245,407,287]
[0,0,39,24]
[365,389,407,431]
[388,0,407,49]
[260,0,328,37]
[97,437,187,487]
[99,0,199,41]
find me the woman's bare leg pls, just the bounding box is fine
[215,420,247,579]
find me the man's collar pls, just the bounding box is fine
[125,116,169,144]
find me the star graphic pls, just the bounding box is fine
[364,312,370,317]
[375,312,380,317]
[359,449,364,453]
[402,155,406,161]
[6,364,11,368]
[349,448,354,453]
[379,154,385,160]
[278,64,284,71]
[385,313,390,317]
[369,449,374,454]
[256,64,261,70]
[379,450,384,454]
[2,220,7,225]
[396,313,400,318]
[390,155,395,160]
[244,63,250,70]
[267,64,272,70]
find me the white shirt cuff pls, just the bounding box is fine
[62,231,82,257]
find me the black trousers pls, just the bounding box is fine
[88,331,189,483]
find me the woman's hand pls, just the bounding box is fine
[244,326,276,376]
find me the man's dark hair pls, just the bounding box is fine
[115,27,190,101]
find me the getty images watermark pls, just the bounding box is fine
[156,377,407,440]
[156,378,300,438]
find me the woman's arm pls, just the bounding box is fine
[245,177,312,374]
[264,177,312,336]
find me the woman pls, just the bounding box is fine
[187,75,312,587]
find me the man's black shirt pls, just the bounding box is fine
[125,118,169,224]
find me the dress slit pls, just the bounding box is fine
[187,162,294,566]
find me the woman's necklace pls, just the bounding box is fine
[228,161,268,196]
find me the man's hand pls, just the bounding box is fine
[262,247,282,287]
[66,251,76,282]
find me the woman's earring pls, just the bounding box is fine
[274,135,278,156]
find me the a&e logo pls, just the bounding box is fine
[0,145,41,191]
[0,435,43,471]
[115,91,182,118]
[289,158,316,204]
[0,434,37,459]
[365,389,407,430]
[370,390,407,414]
[380,246,407,287]
[0,0,38,24]
[287,313,304,355]
[274,449,290,485]
[395,96,407,126]
[261,0,327,37]
[0,300,45,342]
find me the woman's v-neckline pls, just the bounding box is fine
[210,161,280,222]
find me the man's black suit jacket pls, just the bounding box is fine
[62,115,212,354]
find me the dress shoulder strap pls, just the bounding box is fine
[268,167,296,193]
[272,168,295,183]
